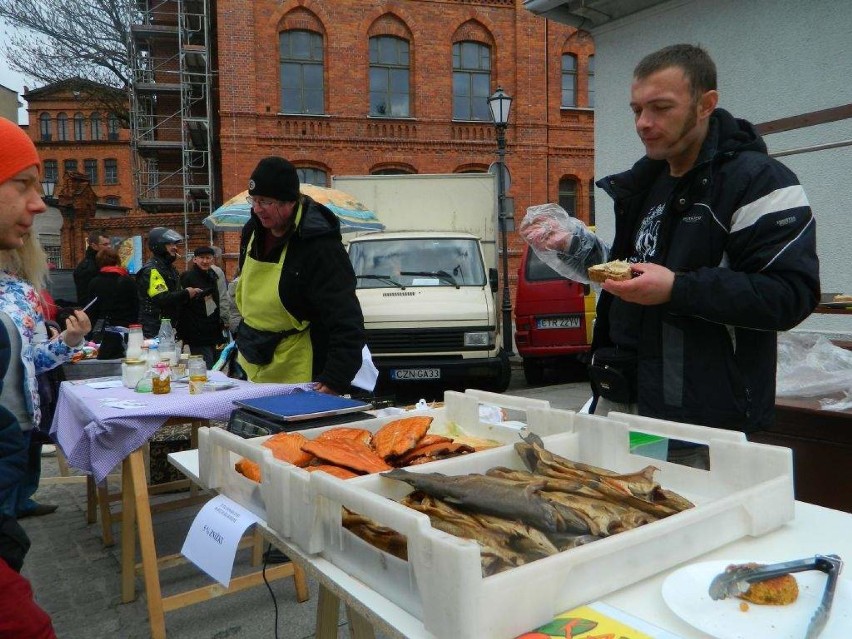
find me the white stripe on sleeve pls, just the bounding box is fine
[730,185,810,234]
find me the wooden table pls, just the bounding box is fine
[50,376,311,639]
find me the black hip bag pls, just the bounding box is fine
[588,346,638,405]
[235,320,308,366]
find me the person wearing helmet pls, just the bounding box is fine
[136,227,203,338]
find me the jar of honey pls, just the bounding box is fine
[188,356,207,395]
[151,358,172,394]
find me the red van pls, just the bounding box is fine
[513,245,596,384]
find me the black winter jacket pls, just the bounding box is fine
[179,266,224,347]
[72,247,99,305]
[87,269,139,328]
[595,109,819,432]
[238,195,365,393]
[136,254,189,338]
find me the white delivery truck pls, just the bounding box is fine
[333,173,511,392]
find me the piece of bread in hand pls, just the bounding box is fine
[833,294,852,303]
[587,260,634,283]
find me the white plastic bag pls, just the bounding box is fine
[776,332,852,408]
[519,203,609,284]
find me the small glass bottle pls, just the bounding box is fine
[188,356,207,395]
[157,318,178,365]
[147,344,160,369]
[126,324,144,360]
[151,358,172,394]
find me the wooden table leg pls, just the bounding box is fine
[314,585,342,639]
[86,475,97,524]
[346,605,377,639]
[97,480,115,547]
[120,456,137,604]
[293,562,310,603]
[127,448,167,639]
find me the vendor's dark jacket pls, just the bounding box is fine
[238,194,365,393]
[72,247,99,305]
[179,265,224,347]
[595,108,819,432]
[136,254,189,338]
[87,267,139,328]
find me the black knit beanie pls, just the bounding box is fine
[248,156,300,202]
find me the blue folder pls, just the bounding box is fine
[234,390,371,422]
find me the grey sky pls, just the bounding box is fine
[0,17,31,124]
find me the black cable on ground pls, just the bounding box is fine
[262,542,280,639]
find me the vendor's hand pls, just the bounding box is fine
[602,263,676,306]
[187,287,204,298]
[313,382,338,395]
[520,216,571,252]
[62,309,92,346]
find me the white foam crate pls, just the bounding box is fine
[311,411,794,639]
[198,390,576,553]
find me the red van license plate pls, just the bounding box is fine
[536,316,581,329]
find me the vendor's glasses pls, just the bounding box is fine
[246,195,279,208]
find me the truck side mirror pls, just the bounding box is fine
[488,268,499,293]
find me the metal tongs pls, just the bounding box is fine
[708,554,843,638]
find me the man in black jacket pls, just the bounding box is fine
[235,157,365,394]
[179,246,225,368]
[72,229,110,305]
[524,44,819,463]
[136,227,203,338]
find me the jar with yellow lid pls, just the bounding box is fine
[121,358,147,389]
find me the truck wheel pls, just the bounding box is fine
[522,358,545,385]
[488,352,512,393]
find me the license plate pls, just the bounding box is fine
[536,316,581,329]
[390,368,441,381]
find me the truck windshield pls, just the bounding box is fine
[349,238,486,289]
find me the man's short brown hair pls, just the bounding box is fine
[95,247,120,268]
[88,229,108,245]
[634,44,717,99]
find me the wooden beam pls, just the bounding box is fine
[756,103,852,135]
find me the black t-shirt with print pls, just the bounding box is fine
[608,170,679,349]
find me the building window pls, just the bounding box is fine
[42,243,63,268]
[297,167,327,186]
[588,178,596,226]
[57,113,68,141]
[108,114,120,141]
[371,168,413,175]
[558,177,577,216]
[452,41,491,121]
[91,112,102,140]
[562,54,578,108]
[104,196,120,205]
[64,159,77,174]
[84,159,98,185]
[43,160,58,183]
[588,55,595,108]
[74,113,86,141]
[39,113,52,141]
[104,158,118,184]
[369,36,410,117]
[279,30,324,114]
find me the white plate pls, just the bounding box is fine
[661,559,851,639]
[204,380,236,391]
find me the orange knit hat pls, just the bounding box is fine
[0,116,41,186]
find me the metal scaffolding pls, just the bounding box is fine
[128,0,214,242]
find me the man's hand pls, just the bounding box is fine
[63,309,92,346]
[313,382,337,395]
[186,287,204,298]
[520,217,572,252]
[601,262,676,306]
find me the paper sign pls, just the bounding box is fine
[86,379,125,389]
[181,494,260,587]
[516,601,683,639]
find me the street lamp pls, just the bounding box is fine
[487,86,514,356]
[41,179,56,200]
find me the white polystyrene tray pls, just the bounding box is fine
[198,390,577,554]
[312,411,794,639]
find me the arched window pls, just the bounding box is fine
[57,113,68,141]
[279,30,324,114]
[297,167,328,186]
[91,112,102,140]
[104,196,120,205]
[452,41,491,121]
[108,114,120,140]
[371,168,412,175]
[74,113,86,141]
[588,55,595,108]
[369,36,410,117]
[559,177,577,216]
[39,113,52,141]
[43,160,58,183]
[63,159,77,174]
[562,54,578,108]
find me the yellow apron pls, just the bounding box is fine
[235,212,312,383]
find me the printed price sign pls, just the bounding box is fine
[181,494,260,587]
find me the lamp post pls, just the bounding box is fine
[41,179,56,201]
[487,86,514,356]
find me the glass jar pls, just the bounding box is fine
[188,356,207,395]
[151,358,172,394]
[126,324,144,360]
[121,358,147,389]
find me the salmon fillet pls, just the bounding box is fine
[235,458,261,482]
[315,427,373,447]
[372,416,434,460]
[397,441,475,466]
[262,432,314,467]
[304,464,360,480]
[301,438,392,474]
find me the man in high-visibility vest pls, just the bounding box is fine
[136,227,203,338]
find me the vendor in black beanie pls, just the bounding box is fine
[235,156,365,395]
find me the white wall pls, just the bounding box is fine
[591,0,852,336]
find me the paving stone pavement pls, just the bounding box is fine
[20,378,589,639]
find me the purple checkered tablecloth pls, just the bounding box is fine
[50,372,310,483]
